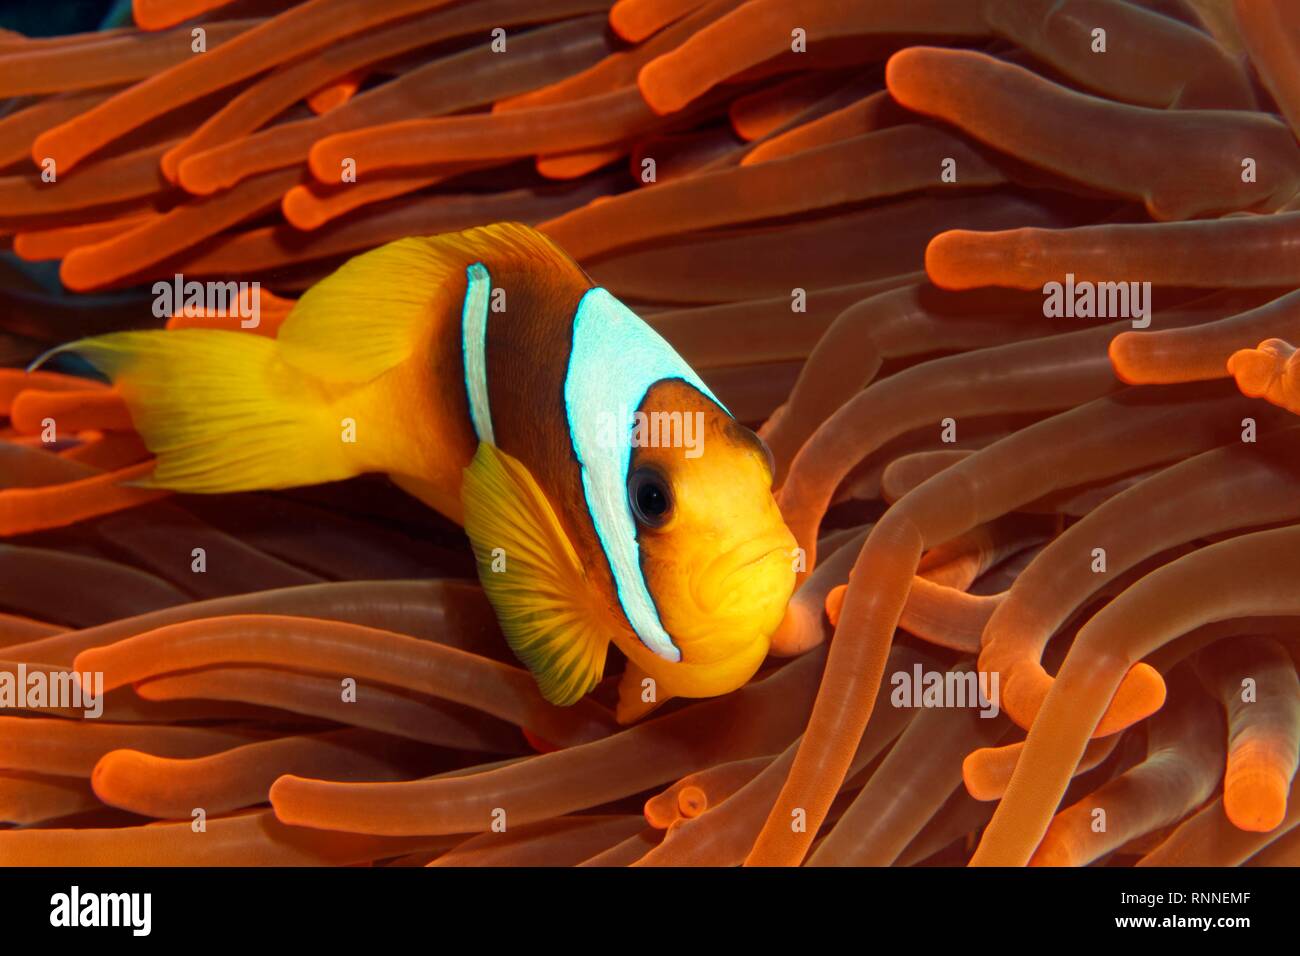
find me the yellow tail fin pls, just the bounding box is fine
[36,329,355,493]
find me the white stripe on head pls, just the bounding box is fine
[564,288,729,662]
[461,262,494,444]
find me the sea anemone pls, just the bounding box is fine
[0,0,1298,867]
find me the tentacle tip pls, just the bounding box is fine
[677,785,707,818]
[1094,663,1166,736]
[176,167,219,198]
[822,585,847,627]
[635,60,685,117]
[642,799,674,830]
[1106,333,1144,384]
[1225,786,1288,833]
[607,3,645,43]
[923,231,976,290]
[267,773,309,811]
[282,189,324,231]
[961,750,1004,802]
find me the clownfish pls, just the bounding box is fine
[40,223,797,721]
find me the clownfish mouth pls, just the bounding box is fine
[704,537,796,601]
[727,542,792,578]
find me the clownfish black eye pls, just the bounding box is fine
[628,467,673,528]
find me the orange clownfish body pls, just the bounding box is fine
[40,223,797,721]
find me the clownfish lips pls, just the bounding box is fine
[729,541,791,578]
[691,536,797,617]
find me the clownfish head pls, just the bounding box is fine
[612,379,797,703]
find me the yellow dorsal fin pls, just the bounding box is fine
[461,442,612,706]
[277,222,582,382]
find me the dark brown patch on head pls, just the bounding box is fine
[477,256,628,621]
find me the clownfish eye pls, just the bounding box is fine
[628,467,673,529]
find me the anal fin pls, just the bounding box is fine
[615,659,674,724]
[390,472,464,524]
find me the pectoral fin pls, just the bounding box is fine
[461,442,612,706]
